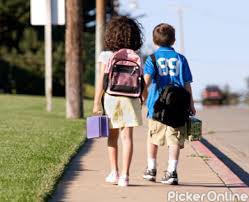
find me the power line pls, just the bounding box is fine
[190,58,249,67]
[188,6,249,25]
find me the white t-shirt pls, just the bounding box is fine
[98,51,113,65]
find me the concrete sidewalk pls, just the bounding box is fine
[50,109,245,202]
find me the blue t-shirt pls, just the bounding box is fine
[144,46,193,118]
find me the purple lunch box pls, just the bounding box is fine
[86,115,110,139]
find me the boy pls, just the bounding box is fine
[142,23,196,185]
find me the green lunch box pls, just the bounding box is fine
[186,117,202,141]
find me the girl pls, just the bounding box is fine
[93,16,143,187]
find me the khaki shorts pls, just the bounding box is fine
[147,119,186,148]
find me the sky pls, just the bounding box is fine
[118,0,249,99]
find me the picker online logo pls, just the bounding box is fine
[167,191,249,202]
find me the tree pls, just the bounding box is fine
[246,76,249,92]
[0,0,115,98]
[65,0,84,119]
[0,0,65,95]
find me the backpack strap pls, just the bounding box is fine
[101,95,106,115]
[150,54,157,74]
[150,54,160,90]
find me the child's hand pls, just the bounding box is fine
[92,103,102,115]
[141,95,146,104]
[190,104,196,116]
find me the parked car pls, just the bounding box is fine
[202,85,225,105]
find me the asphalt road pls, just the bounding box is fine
[197,105,249,185]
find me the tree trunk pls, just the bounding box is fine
[95,0,106,86]
[65,0,83,119]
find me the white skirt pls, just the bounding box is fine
[103,93,143,129]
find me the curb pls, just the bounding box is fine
[191,140,249,197]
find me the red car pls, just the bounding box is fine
[202,85,225,105]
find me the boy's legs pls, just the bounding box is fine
[143,119,166,181]
[161,125,185,185]
[144,119,185,184]
[166,125,185,171]
[167,145,180,172]
[143,141,158,181]
[147,141,158,169]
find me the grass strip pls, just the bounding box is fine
[0,95,92,201]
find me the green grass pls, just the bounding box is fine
[0,94,92,201]
[84,84,95,99]
[188,154,210,161]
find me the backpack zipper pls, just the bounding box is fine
[113,65,138,74]
[131,66,138,75]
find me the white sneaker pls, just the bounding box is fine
[105,171,119,184]
[118,175,129,187]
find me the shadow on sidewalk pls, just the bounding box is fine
[201,138,249,186]
[48,139,94,202]
[127,182,247,189]
[178,182,248,188]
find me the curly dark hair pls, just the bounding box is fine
[153,23,175,47]
[104,16,143,51]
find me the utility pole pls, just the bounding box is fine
[177,6,185,55]
[45,0,52,112]
[95,0,106,86]
[168,1,186,55]
[65,0,83,119]
[31,0,65,112]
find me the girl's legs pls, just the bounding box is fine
[120,127,133,176]
[107,128,119,172]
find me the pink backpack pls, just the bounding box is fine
[103,49,144,98]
